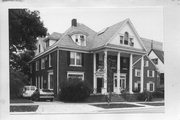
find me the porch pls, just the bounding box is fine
[93,49,145,94]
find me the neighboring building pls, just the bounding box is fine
[132,55,159,92]
[29,18,161,96]
[148,49,164,87]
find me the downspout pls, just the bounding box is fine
[57,48,59,96]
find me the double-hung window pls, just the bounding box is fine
[49,54,52,67]
[147,82,155,92]
[145,61,149,67]
[135,69,141,77]
[41,58,45,69]
[70,52,82,66]
[147,70,154,77]
[36,61,39,71]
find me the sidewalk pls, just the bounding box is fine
[10,101,164,114]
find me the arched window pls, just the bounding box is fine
[124,32,129,45]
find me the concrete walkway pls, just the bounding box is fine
[10,100,164,114]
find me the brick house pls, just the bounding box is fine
[29,18,160,96]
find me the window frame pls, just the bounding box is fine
[41,58,45,69]
[147,70,155,78]
[147,82,155,92]
[145,61,149,67]
[70,52,82,67]
[48,72,54,90]
[151,58,158,65]
[49,54,52,67]
[135,69,141,77]
[67,71,84,81]
[35,61,39,71]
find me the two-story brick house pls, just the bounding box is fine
[29,18,160,96]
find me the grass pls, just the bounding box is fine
[10,98,34,103]
[91,103,142,109]
[10,105,38,112]
[139,102,164,106]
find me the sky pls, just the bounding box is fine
[31,7,163,42]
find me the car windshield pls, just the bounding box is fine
[42,89,52,92]
[30,86,36,90]
[24,86,36,91]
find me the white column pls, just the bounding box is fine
[117,51,121,94]
[93,53,97,94]
[140,56,144,93]
[103,50,107,94]
[129,53,133,94]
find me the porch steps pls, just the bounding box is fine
[110,94,125,102]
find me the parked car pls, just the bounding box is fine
[21,86,38,99]
[32,89,54,101]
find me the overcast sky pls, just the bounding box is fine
[30,7,163,42]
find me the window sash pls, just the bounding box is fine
[36,61,39,71]
[49,54,52,67]
[135,69,141,77]
[70,52,82,66]
[145,61,149,67]
[41,58,45,69]
[147,70,154,77]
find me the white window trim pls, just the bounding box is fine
[49,54,52,67]
[147,70,154,78]
[41,58,45,69]
[36,61,39,71]
[119,33,134,46]
[134,81,140,89]
[48,72,53,90]
[70,52,82,67]
[145,61,149,67]
[67,71,84,81]
[135,69,141,77]
[147,82,155,92]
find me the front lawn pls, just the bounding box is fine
[139,102,164,106]
[91,103,142,109]
[10,105,38,112]
[10,98,33,103]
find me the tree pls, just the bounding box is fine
[9,9,47,74]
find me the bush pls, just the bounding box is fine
[58,80,92,102]
[10,70,28,99]
[120,90,137,102]
[137,91,153,101]
[153,88,164,98]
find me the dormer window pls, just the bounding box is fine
[72,34,86,46]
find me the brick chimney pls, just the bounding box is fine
[71,19,77,27]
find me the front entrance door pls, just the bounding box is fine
[113,73,126,93]
[97,78,103,93]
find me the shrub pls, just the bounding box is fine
[58,80,92,102]
[120,90,137,102]
[152,88,164,98]
[137,91,153,101]
[10,70,28,99]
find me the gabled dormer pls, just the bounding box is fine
[69,19,87,47]
[71,34,87,46]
